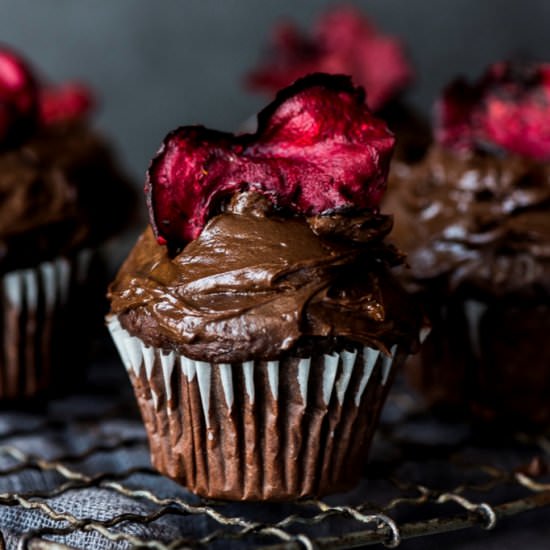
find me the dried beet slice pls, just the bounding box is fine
[0,47,38,146]
[39,82,94,126]
[0,46,96,145]
[246,6,412,111]
[436,61,550,161]
[146,74,395,247]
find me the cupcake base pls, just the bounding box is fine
[406,295,550,428]
[108,316,404,500]
[0,250,94,400]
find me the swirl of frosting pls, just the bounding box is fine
[0,123,133,272]
[110,192,421,363]
[390,146,550,296]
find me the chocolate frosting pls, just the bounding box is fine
[388,145,550,297]
[110,193,421,363]
[0,122,134,273]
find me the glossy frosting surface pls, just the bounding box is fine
[110,193,421,362]
[389,146,550,297]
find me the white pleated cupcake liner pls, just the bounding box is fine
[0,250,94,399]
[463,299,488,359]
[108,315,405,500]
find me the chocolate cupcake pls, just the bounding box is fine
[0,46,133,399]
[246,5,430,163]
[107,75,423,500]
[389,62,550,427]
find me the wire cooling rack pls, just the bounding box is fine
[0,355,549,549]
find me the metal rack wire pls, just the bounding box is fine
[0,373,548,549]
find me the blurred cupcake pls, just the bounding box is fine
[246,5,430,163]
[389,61,550,427]
[0,46,133,399]
[107,75,423,500]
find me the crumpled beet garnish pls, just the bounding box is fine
[146,73,395,247]
[246,6,412,112]
[39,82,94,126]
[0,46,95,148]
[436,61,550,161]
[0,47,38,146]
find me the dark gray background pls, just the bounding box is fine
[1,0,550,186]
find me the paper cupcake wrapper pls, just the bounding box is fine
[108,315,404,500]
[0,250,94,399]
[463,299,488,359]
[463,299,547,423]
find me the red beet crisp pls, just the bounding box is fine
[146,74,396,247]
[0,46,94,147]
[437,61,550,161]
[247,6,412,112]
[0,47,38,146]
[39,82,94,126]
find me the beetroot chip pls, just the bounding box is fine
[39,82,95,126]
[436,61,550,161]
[246,6,412,111]
[0,46,38,146]
[146,74,395,247]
